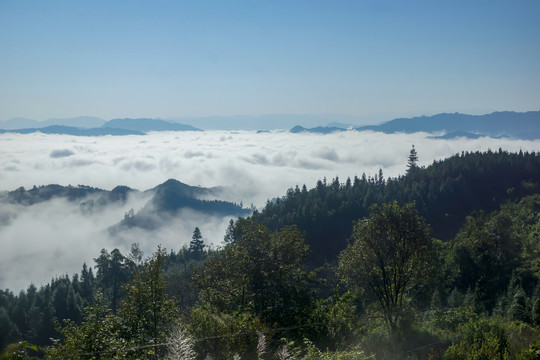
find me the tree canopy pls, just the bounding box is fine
[339,202,436,330]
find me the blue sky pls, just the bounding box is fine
[1,0,539,122]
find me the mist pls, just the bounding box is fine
[0,130,538,291]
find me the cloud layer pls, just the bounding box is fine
[0,131,538,291]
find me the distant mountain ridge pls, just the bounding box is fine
[0,116,105,130]
[2,111,539,138]
[288,111,540,139]
[0,118,201,135]
[0,125,144,136]
[355,111,540,139]
[290,125,347,134]
[103,118,201,132]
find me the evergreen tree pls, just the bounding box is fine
[94,249,131,314]
[407,145,419,172]
[507,287,528,322]
[119,248,177,359]
[223,219,235,244]
[189,227,205,260]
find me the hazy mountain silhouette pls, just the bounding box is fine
[2,111,538,137]
[42,116,105,128]
[168,114,370,130]
[0,117,105,129]
[355,111,540,139]
[0,118,41,129]
[0,125,144,136]
[290,125,347,134]
[112,179,250,232]
[2,184,107,206]
[103,118,201,132]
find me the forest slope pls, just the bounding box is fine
[252,149,540,262]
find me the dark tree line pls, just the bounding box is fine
[252,149,540,263]
[0,265,94,349]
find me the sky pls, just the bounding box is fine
[1,0,539,123]
[1,131,539,291]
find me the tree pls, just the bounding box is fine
[47,249,177,360]
[119,247,177,359]
[193,219,314,326]
[189,227,205,260]
[338,202,436,331]
[448,211,522,303]
[94,249,132,314]
[407,145,418,172]
[223,219,235,244]
[127,243,143,267]
[46,291,123,360]
[79,263,94,304]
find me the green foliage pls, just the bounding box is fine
[189,227,205,260]
[407,145,419,172]
[515,340,540,360]
[338,202,437,331]
[287,338,374,360]
[253,150,540,264]
[424,306,478,339]
[0,342,39,360]
[507,287,529,322]
[45,291,124,360]
[307,292,363,350]
[193,219,314,328]
[45,248,178,360]
[442,318,540,360]
[188,306,262,359]
[444,319,510,360]
[532,297,540,326]
[94,248,134,314]
[165,247,203,315]
[118,247,178,359]
[447,198,540,311]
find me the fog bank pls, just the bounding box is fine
[1,130,538,291]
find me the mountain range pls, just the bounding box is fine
[0,125,145,136]
[1,111,539,139]
[288,111,540,139]
[0,118,201,136]
[354,111,540,139]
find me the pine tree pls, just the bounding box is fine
[189,227,205,260]
[223,219,235,244]
[407,145,418,172]
[507,287,528,322]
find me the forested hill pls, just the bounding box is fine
[251,149,540,263]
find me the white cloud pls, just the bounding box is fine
[0,130,538,290]
[1,131,539,204]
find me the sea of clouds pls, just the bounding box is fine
[0,130,538,291]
